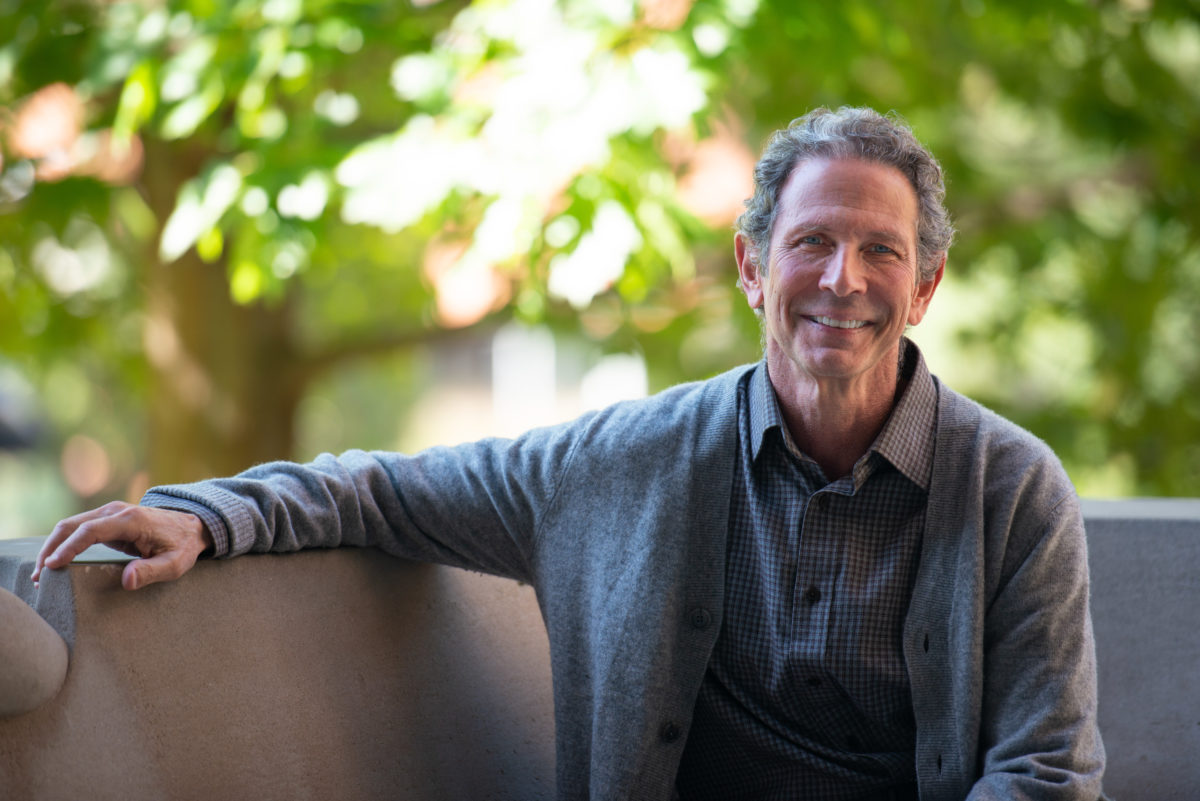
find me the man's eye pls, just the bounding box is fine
[868,244,895,254]
[800,235,823,245]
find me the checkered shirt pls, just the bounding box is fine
[676,341,937,801]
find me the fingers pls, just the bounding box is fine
[121,546,198,591]
[42,502,137,571]
[33,504,209,591]
[33,501,134,584]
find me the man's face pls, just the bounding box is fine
[736,157,943,399]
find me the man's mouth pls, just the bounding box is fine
[810,315,869,330]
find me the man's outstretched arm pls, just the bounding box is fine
[32,420,579,592]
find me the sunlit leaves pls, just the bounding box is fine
[548,201,641,308]
[32,217,118,298]
[336,118,464,231]
[1143,17,1200,96]
[276,171,330,221]
[112,61,157,142]
[159,163,242,261]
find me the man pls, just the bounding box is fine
[35,107,1106,800]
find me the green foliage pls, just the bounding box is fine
[1,0,1198,525]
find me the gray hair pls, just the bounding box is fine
[736,106,955,282]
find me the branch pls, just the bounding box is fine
[294,309,513,384]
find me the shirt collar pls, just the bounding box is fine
[873,339,937,491]
[748,338,937,491]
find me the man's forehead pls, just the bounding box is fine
[773,157,919,235]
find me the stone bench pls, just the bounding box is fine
[1,498,1197,799]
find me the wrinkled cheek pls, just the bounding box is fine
[769,308,796,341]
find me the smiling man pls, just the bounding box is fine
[36,108,1106,801]
[674,109,1105,801]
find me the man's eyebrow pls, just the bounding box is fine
[780,220,913,245]
[864,229,910,245]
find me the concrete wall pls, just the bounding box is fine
[1082,498,1200,801]
[0,545,555,801]
[2,498,1198,799]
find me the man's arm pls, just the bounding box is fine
[34,422,581,591]
[969,492,1106,800]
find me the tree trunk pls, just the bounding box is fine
[142,252,302,484]
[138,140,303,485]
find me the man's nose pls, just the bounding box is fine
[817,247,867,296]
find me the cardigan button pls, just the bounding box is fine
[659,722,682,743]
[688,607,712,630]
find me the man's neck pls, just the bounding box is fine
[766,348,907,481]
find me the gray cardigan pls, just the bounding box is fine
[144,363,1105,801]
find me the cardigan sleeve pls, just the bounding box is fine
[139,418,590,584]
[967,487,1106,800]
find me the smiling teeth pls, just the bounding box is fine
[813,316,867,329]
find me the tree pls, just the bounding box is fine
[1,0,750,495]
[1,0,1198,523]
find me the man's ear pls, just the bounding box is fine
[735,233,764,309]
[907,253,946,327]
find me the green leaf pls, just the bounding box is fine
[159,163,243,262]
[112,60,158,142]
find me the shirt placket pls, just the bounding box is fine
[789,487,840,695]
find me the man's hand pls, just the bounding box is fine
[32,502,214,591]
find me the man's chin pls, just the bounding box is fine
[776,342,897,382]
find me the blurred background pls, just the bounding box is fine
[1,0,1198,539]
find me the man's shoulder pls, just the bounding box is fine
[583,363,750,433]
[936,380,1056,458]
[533,363,752,468]
[934,378,1076,503]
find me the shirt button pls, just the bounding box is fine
[688,607,712,630]
[804,586,821,605]
[659,721,682,743]
[806,676,822,688]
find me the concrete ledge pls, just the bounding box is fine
[0,547,555,801]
